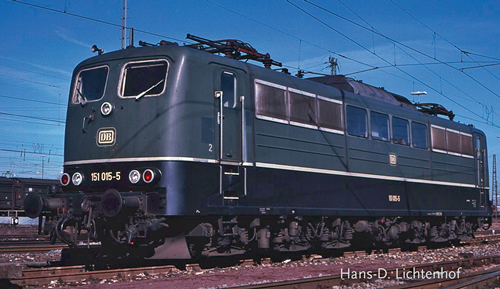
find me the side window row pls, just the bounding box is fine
[346,105,428,149]
[255,80,343,133]
[256,80,472,158]
[431,126,473,157]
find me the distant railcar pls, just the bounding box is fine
[0,177,60,213]
[25,35,491,260]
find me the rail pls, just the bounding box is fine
[6,254,500,288]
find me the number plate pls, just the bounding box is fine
[91,171,121,182]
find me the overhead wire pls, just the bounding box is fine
[8,0,500,130]
[392,44,484,106]
[388,0,500,63]
[292,0,500,127]
[12,0,377,77]
[205,0,421,85]
[335,2,487,107]
[387,0,500,120]
[0,81,63,94]
[0,140,64,153]
[0,94,66,107]
[0,112,65,124]
[0,75,62,89]
[286,0,500,128]
[455,113,498,127]
[10,0,188,43]
[204,0,376,69]
[9,0,500,109]
[0,149,63,157]
[460,63,500,71]
[0,64,70,81]
[301,0,500,101]
[10,0,416,85]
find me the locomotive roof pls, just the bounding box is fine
[74,43,484,136]
[74,45,179,68]
[307,75,415,110]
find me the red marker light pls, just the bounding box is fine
[143,169,154,183]
[60,173,70,186]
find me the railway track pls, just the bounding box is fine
[13,263,195,287]
[8,251,500,288]
[475,229,495,236]
[0,236,496,257]
[4,231,500,288]
[0,244,67,254]
[229,255,500,288]
[388,268,500,289]
[0,234,48,240]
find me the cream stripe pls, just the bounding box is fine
[64,157,479,189]
[64,157,218,165]
[255,162,477,188]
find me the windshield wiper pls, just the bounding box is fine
[77,90,88,106]
[75,77,87,106]
[135,79,164,100]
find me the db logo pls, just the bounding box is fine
[97,127,116,147]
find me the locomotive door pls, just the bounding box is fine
[474,133,487,208]
[218,70,241,162]
[216,69,247,201]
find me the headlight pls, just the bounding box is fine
[101,102,113,116]
[129,170,141,184]
[72,172,83,186]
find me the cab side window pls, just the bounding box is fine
[347,105,367,137]
[371,112,389,141]
[221,72,236,108]
[412,122,428,149]
[392,117,409,145]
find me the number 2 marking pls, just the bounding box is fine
[208,144,213,152]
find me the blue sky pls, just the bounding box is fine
[1,0,499,185]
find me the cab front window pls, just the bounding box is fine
[121,60,168,98]
[72,65,109,104]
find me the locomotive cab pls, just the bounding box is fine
[26,40,254,256]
